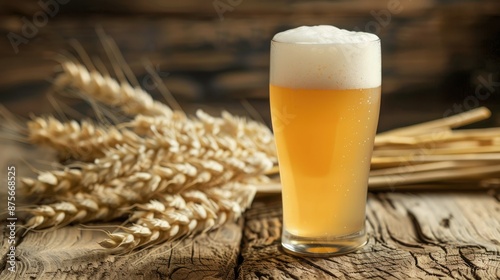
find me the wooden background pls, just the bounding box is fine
[0,0,499,131]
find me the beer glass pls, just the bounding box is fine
[269,26,381,257]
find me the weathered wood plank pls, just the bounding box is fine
[0,221,243,279]
[238,192,500,279]
[0,139,243,280]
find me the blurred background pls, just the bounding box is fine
[0,0,499,131]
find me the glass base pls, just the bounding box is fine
[281,227,367,257]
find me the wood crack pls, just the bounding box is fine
[408,250,440,278]
[373,266,404,280]
[406,209,439,246]
[297,257,339,278]
[428,251,454,278]
[458,247,481,280]
[234,219,246,280]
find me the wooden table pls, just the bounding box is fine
[1,144,499,279]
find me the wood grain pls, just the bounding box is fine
[237,193,500,279]
[0,221,243,280]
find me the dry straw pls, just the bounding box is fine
[368,107,500,190]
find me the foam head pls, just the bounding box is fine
[270,25,381,90]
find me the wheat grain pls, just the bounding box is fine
[22,168,82,196]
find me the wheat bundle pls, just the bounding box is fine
[15,56,276,253]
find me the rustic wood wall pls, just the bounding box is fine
[0,0,499,124]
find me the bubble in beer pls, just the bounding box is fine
[270,25,381,90]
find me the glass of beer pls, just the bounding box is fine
[270,25,381,257]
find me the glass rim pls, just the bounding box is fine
[271,37,380,46]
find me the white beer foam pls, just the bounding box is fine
[271,25,381,90]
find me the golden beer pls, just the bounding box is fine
[270,26,381,256]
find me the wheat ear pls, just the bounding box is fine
[27,116,142,161]
[54,61,172,118]
[23,182,143,230]
[99,182,255,253]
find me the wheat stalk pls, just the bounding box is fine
[26,111,277,165]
